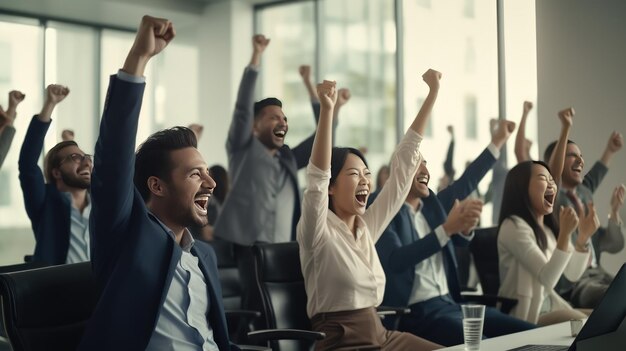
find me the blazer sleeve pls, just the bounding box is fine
[90,75,145,260]
[18,117,50,223]
[499,217,572,289]
[0,125,16,170]
[226,67,257,155]
[582,161,608,194]
[437,146,496,212]
[376,220,443,273]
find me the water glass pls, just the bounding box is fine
[462,304,485,351]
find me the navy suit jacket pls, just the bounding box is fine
[79,76,237,351]
[18,117,72,265]
[376,147,497,310]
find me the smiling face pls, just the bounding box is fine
[528,163,557,218]
[254,105,288,151]
[329,153,372,218]
[52,145,92,189]
[157,147,216,229]
[409,161,430,199]
[561,143,585,189]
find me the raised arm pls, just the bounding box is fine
[599,131,623,167]
[227,35,270,153]
[299,65,318,103]
[443,125,455,180]
[0,91,25,169]
[18,85,68,221]
[408,69,440,135]
[296,81,336,249]
[91,15,173,261]
[515,101,533,163]
[309,80,336,170]
[549,108,574,187]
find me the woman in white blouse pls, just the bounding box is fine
[497,160,598,325]
[296,74,443,351]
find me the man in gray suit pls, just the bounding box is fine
[213,35,321,332]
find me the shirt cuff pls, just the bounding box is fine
[306,162,331,192]
[247,64,260,72]
[117,70,146,84]
[434,225,451,247]
[487,143,500,159]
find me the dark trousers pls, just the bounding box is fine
[399,295,536,346]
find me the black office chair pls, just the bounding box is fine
[468,226,517,314]
[249,243,389,351]
[209,238,261,344]
[0,262,97,351]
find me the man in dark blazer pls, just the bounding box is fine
[376,120,535,346]
[18,84,94,265]
[79,16,239,351]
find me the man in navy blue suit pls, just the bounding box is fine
[79,15,239,351]
[376,119,536,346]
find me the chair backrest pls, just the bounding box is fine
[469,226,501,295]
[0,262,97,351]
[209,239,242,311]
[252,242,312,351]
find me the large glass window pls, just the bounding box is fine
[503,0,538,162]
[0,19,200,265]
[256,1,317,144]
[0,16,43,265]
[403,0,499,222]
[320,0,397,178]
[44,22,98,155]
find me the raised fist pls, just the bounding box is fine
[422,69,442,91]
[337,88,351,107]
[299,65,311,80]
[557,107,574,128]
[606,131,623,153]
[491,119,516,148]
[129,15,175,60]
[8,90,25,107]
[523,101,533,114]
[46,84,70,105]
[252,34,270,54]
[316,80,337,110]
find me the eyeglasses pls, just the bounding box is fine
[60,153,93,165]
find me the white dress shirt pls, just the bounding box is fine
[146,219,219,351]
[498,215,589,323]
[64,193,91,264]
[297,129,422,318]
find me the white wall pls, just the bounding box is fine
[536,0,626,274]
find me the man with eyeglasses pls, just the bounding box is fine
[19,84,93,265]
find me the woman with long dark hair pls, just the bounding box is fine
[497,160,598,325]
[297,73,443,350]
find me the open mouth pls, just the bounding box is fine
[417,175,429,185]
[78,170,91,177]
[274,129,286,138]
[194,195,210,213]
[355,189,369,206]
[543,191,555,207]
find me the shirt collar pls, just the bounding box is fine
[148,212,196,252]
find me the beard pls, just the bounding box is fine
[60,171,91,189]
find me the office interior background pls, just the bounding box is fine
[0,0,624,274]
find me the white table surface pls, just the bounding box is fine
[438,320,584,351]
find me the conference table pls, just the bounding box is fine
[439,320,581,350]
